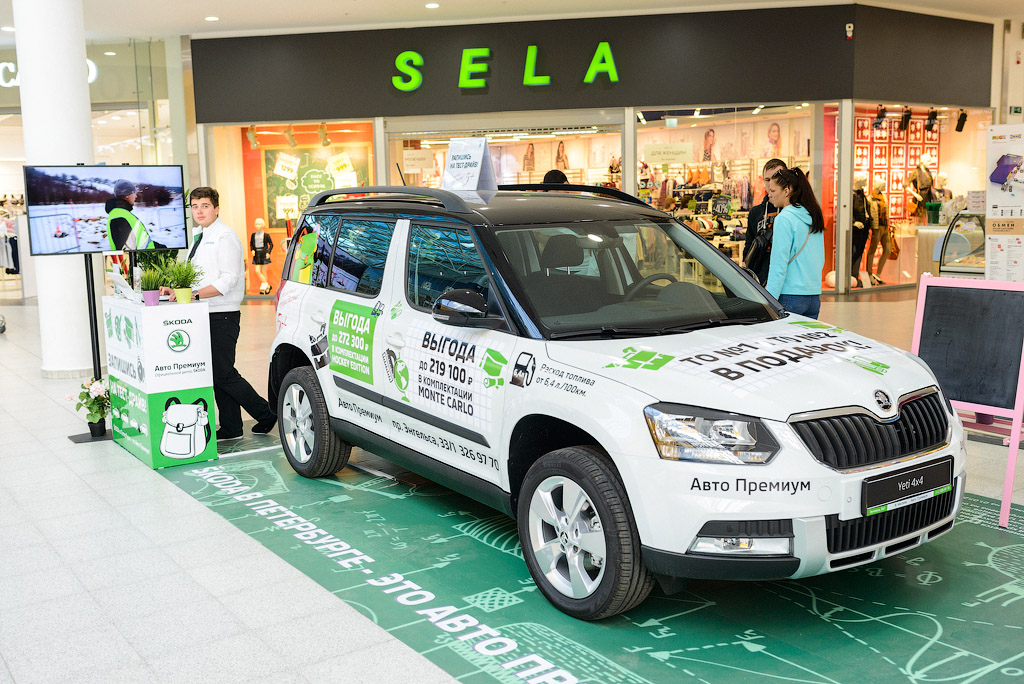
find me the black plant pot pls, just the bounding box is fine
[88,420,106,438]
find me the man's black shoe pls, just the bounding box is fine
[252,417,277,435]
[217,432,243,442]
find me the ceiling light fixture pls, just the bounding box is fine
[872,105,887,129]
[204,16,219,22]
[104,51,116,56]
[317,123,330,146]
[693,108,701,117]
[925,108,938,132]
[801,103,810,107]
[425,2,440,7]
[899,107,912,132]
[0,27,14,32]
[284,126,297,147]
[246,125,260,149]
[955,109,968,132]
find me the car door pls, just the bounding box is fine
[297,211,401,439]
[378,217,514,487]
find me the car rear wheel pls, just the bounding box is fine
[517,446,654,620]
[278,366,351,478]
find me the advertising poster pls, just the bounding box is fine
[263,145,372,231]
[984,124,1024,280]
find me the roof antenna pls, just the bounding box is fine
[395,163,407,186]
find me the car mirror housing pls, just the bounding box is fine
[431,289,502,328]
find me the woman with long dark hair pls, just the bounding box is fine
[764,167,826,319]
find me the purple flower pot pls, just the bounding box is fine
[142,289,161,306]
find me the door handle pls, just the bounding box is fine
[386,333,406,348]
[311,311,326,325]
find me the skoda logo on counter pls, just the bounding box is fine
[167,329,191,353]
[874,390,893,411]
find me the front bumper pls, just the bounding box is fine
[643,472,964,581]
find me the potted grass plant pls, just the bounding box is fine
[140,267,164,306]
[166,260,203,304]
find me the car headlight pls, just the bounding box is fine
[644,403,780,465]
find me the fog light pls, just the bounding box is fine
[690,536,792,556]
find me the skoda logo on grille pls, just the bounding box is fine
[874,390,893,411]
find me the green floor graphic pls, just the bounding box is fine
[159,449,1024,684]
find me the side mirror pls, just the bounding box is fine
[432,289,502,328]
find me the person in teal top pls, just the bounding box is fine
[764,167,826,319]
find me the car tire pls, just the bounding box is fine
[517,446,654,620]
[278,366,351,478]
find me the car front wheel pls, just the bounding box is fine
[517,446,654,620]
[278,366,351,478]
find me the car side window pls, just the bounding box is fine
[407,223,488,309]
[329,219,395,296]
[288,213,339,287]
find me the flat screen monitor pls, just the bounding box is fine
[23,165,188,256]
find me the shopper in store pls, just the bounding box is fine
[174,186,277,441]
[543,169,569,184]
[867,180,890,285]
[742,158,788,285]
[764,167,826,319]
[851,176,872,288]
[106,179,163,251]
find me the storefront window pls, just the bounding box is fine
[205,120,375,296]
[824,103,993,292]
[0,39,171,301]
[634,105,813,265]
[388,123,622,188]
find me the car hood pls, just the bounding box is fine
[545,318,932,422]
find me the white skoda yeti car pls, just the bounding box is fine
[268,185,966,620]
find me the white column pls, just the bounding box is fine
[622,107,636,197]
[835,99,855,295]
[13,0,102,377]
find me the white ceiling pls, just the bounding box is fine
[0,0,1018,45]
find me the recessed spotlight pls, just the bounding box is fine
[425,2,439,7]
[204,16,219,22]
[97,120,107,125]
[0,27,14,32]
[111,116,121,121]
[801,103,809,107]
[104,51,116,56]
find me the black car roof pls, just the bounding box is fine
[306,186,669,227]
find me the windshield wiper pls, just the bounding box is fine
[659,316,767,333]
[549,326,666,340]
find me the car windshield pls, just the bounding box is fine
[487,219,780,339]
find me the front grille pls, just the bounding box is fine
[793,392,948,470]
[825,486,956,554]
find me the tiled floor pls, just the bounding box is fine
[0,293,1021,683]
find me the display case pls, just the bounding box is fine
[938,211,986,278]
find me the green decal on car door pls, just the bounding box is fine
[329,300,377,383]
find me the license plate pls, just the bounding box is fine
[862,457,953,517]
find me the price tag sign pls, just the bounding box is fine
[273,152,300,181]
[275,194,299,220]
[402,149,434,172]
[711,194,732,217]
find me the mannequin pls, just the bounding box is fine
[933,172,952,201]
[904,152,935,218]
[851,176,872,288]
[866,180,891,285]
[249,217,274,295]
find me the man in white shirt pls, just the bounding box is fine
[186,187,275,440]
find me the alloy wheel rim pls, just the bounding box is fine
[526,475,607,599]
[281,383,315,464]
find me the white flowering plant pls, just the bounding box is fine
[69,377,110,423]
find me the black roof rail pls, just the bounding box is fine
[308,186,475,214]
[497,183,650,208]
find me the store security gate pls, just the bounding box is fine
[160,445,1024,684]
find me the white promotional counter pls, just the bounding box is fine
[102,296,218,468]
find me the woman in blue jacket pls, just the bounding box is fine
[764,168,826,319]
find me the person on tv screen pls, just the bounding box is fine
[106,179,164,251]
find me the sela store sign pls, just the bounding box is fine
[391,42,619,91]
[0,58,99,88]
